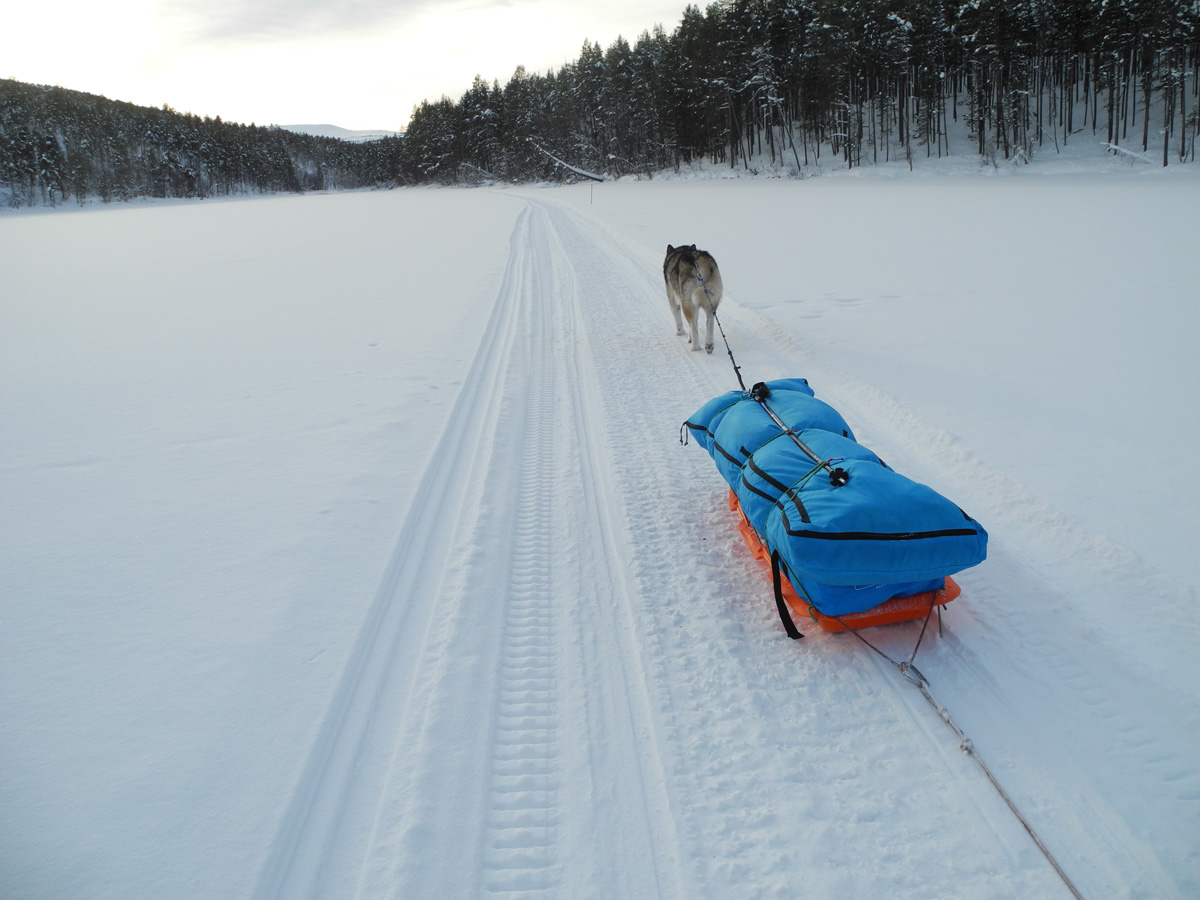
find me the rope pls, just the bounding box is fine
[830,599,934,686]
[792,458,833,493]
[835,607,1087,900]
[908,595,937,661]
[693,264,746,390]
[912,678,1087,900]
[689,264,844,489]
[750,387,851,488]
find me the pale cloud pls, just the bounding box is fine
[157,0,439,42]
[6,0,685,132]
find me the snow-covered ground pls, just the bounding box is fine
[1,158,1196,900]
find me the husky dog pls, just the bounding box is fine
[663,244,723,353]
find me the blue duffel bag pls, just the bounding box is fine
[685,379,988,618]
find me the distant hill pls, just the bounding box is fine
[282,124,401,143]
[0,79,405,207]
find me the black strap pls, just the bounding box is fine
[770,549,804,640]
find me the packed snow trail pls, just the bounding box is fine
[251,193,1193,900]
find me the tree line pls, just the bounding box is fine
[0,78,404,207]
[4,0,1196,206]
[400,0,1198,183]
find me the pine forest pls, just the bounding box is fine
[2,0,1197,206]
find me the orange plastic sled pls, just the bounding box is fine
[728,490,959,633]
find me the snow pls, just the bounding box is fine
[1,158,1196,900]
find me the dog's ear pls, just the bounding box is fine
[688,244,697,251]
[666,244,675,253]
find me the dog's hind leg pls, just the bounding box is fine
[703,306,715,354]
[685,297,704,351]
[669,291,685,336]
[683,289,709,352]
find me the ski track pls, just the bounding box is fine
[252,205,540,900]
[253,193,1195,900]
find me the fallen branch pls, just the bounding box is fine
[1103,142,1152,164]
[527,140,606,182]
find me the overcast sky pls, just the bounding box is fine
[6,0,686,132]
